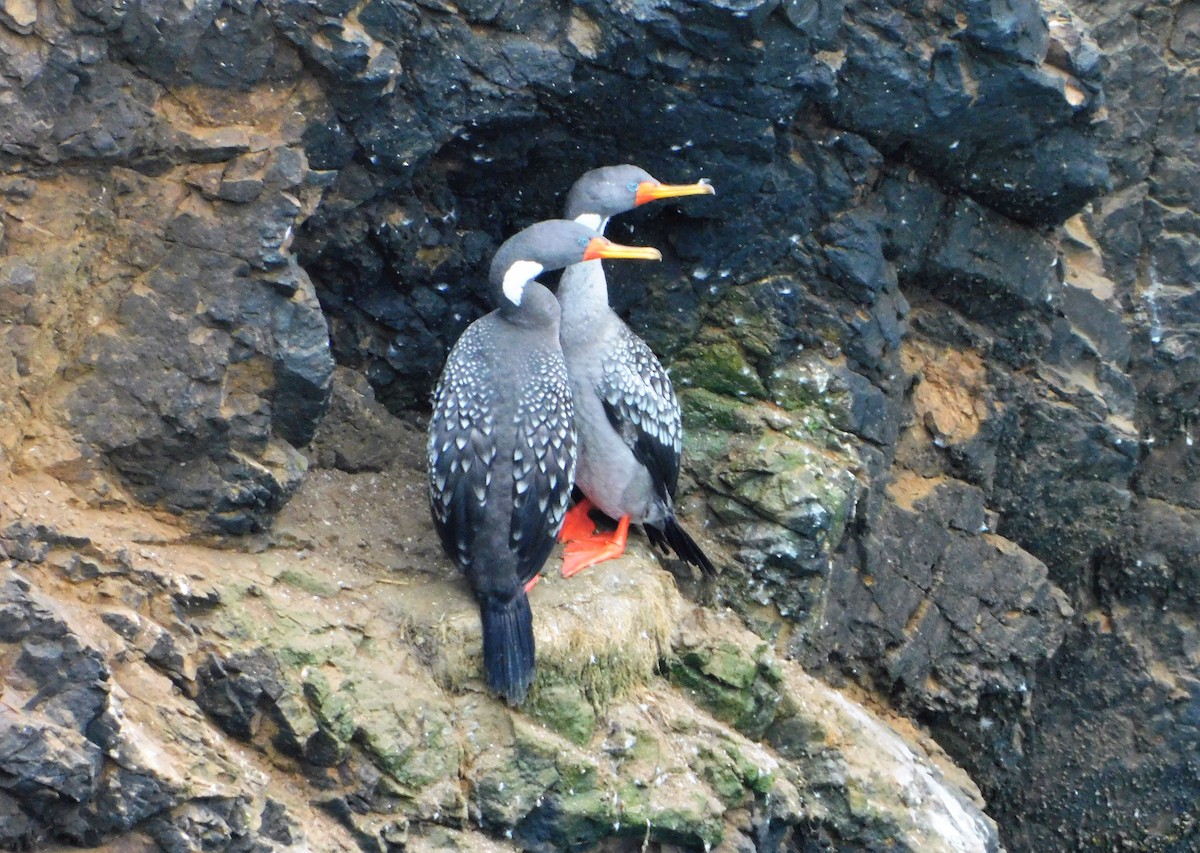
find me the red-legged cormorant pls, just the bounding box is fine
[427,218,662,705]
[554,165,717,578]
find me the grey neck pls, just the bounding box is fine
[558,212,614,325]
[558,257,612,326]
[500,280,562,330]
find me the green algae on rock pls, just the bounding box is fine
[667,609,784,739]
[680,388,862,632]
[673,330,769,400]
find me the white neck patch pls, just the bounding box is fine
[573,213,609,234]
[502,260,543,306]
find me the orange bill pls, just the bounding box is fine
[635,180,716,206]
[583,237,663,262]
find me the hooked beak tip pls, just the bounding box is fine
[635,180,718,206]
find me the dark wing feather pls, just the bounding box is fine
[428,325,497,572]
[597,323,682,502]
[510,349,577,585]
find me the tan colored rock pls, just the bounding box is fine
[0,0,36,34]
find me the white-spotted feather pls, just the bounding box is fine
[510,348,577,560]
[596,323,682,499]
[427,322,498,569]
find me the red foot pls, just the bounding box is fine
[524,574,541,593]
[561,515,631,578]
[558,497,598,542]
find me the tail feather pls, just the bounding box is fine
[480,593,536,706]
[645,515,717,577]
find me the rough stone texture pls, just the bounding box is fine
[974,1,1200,848]
[307,365,414,472]
[0,12,334,534]
[818,474,1073,717]
[0,457,998,852]
[0,0,1196,849]
[0,556,356,851]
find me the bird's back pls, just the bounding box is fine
[428,312,576,597]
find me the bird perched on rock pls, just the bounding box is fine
[555,165,718,579]
[427,218,662,705]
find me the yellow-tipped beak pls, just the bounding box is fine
[635,180,716,206]
[583,237,663,262]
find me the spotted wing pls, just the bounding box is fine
[428,325,497,572]
[597,323,682,503]
[510,350,577,585]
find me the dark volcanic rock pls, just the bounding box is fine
[809,478,1071,716]
[307,365,416,472]
[1013,616,1200,851]
[0,0,332,532]
[0,0,1195,847]
[0,547,332,850]
[830,0,1107,226]
[0,790,44,848]
[0,572,172,844]
[990,391,1137,592]
[947,0,1200,848]
[196,649,286,741]
[64,162,332,533]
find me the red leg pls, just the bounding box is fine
[561,515,631,578]
[558,497,598,542]
[524,574,541,593]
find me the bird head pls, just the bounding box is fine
[564,164,716,231]
[490,219,661,310]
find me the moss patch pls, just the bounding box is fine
[667,653,782,740]
[275,566,340,597]
[668,613,784,739]
[679,387,757,434]
[297,668,357,765]
[350,694,458,793]
[711,278,791,364]
[519,560,680,744]
[523,680,596,746]
[673,333,768,400]
[471,719,562,827]
[540,775,725,852]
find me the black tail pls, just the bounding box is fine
[645,515,717,577]
[480,592,536,706]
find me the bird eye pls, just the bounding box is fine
[626,182,639,193]
[577,237,589,247]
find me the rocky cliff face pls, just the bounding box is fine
[0,0,1196,850]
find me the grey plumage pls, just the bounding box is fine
[559,165,716,576]
[428,218,660,704]
[596,322,682,502]
[429,322,575,571]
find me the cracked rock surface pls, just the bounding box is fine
[0,0,1196,849]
